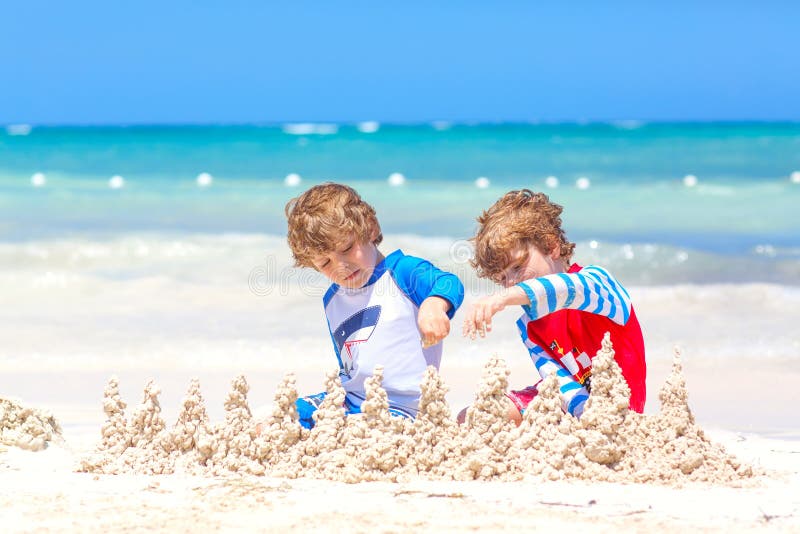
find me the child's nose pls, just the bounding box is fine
[332,258,350,273]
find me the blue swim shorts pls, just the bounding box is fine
[296,392,415,429]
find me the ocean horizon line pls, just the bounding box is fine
[5,119,800,130]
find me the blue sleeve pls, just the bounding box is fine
[389,254,464,319]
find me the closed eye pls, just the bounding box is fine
[500,264,522,285]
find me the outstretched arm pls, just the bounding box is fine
[463,266,632,338]
[462,285,528,339]
[517,266,632,325]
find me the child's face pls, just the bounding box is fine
[495,244,565,287]
[311,228,382,289]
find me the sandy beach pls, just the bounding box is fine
[1,404,799,532]
[1,441,798,533]
[2,316,799,532]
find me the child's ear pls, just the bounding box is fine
[369,224,381,243]
[549,245,561,260]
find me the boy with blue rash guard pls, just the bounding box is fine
[460,190,646,425]
[285,183,464,429]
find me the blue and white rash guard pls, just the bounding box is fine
[323,249,464,416]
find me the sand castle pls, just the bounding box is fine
[0,396,63,452]
[75,334,755,486]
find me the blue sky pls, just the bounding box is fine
[2,1,799,124]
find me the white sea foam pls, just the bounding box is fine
[284,173,302,187]
[30,173,46,187]
[0,233,798,376]
[576,176,591,190]
[108,175,125,189]
[683,174,698,187]
[282,123,338,135]
[6,124,32,136]
[790,171,800,184]
[387,172,406,187]
[612,120,645,130]
[752,244,800,259]
[1,234,798,287]
[544,176,559,188]
[694,184,735,196]
[474,176,490,189]
[356,121,380,133]
[196,173,213,187]
[283,124,314,135]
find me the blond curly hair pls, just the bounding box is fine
[471,189,575,281]
[285,182,383,267]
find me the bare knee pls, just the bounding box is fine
[505,397,522,426]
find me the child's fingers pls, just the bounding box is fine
[473,306,488,337]
[463,323,476,340]
[467,321,478,339]
[463,306,490,339]
[469,311,482,334]
[421,316,450,347]
[421,328,446,348]
[433,319,449,341]
[436,322,448,340]
[463,319,477,340]
[462,311,476,337]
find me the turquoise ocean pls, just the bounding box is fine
[1,122,799,393]
[2,121,799,284]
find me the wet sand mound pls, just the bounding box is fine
[79,334,756,486]
[1,397,63,452]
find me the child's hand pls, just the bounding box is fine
[418,296,452,348]
[462,287,528,340]
[462,294,506,340]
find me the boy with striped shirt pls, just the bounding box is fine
[461,190,646,424]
